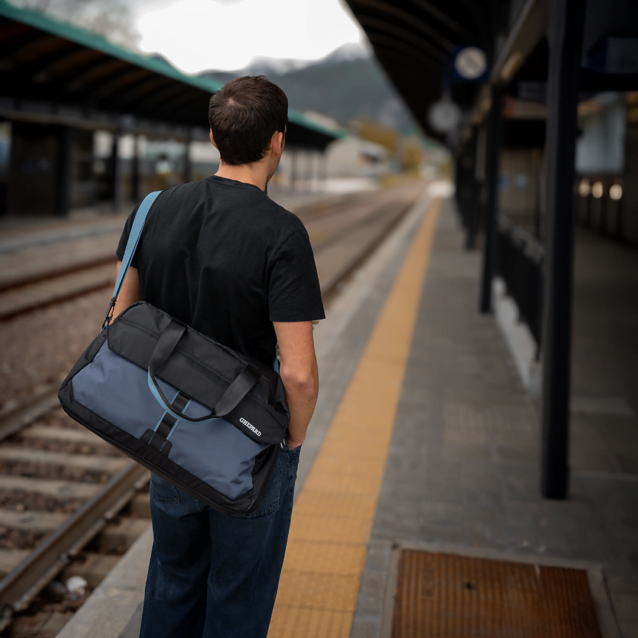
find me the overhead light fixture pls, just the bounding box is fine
[592,181,604,198]
[578,179,591,197]
[454,47,487,80]
[609,184,623,200]
[428,96,462,133]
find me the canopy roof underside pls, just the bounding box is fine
[0,2,342,148]
[345,0,503,140]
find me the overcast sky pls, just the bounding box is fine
[129,0,368,74]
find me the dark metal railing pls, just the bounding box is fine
[496,214,545,353]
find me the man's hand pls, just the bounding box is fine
[273,321,319,448]
[287,434,305,451]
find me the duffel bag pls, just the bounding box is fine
[58,191,290,514]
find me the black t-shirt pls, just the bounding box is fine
[116,176,324,367]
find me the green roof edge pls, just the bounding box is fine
[0,1,347,140]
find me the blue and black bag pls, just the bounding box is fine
[58,191,290,514]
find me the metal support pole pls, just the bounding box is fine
[184,132,192,183]
[459,149,469,228]
[479,86,503,313]
[316,151,320,191]
[540,0,586,500]
[290,150,298,191]
[57,126,72,217]
[454,153,463,222]
[321,151,328,189]
[131,135,140,202]
[465,128,479,250]
[110,132,122,212]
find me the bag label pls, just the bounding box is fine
[240,417,262,437]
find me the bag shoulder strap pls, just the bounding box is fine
[102,190,162,329]
[113,190,162,298]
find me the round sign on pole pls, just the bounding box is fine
[454,47,487,80]
[428,98,462,133]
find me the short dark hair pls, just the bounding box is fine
[208,76,288,166]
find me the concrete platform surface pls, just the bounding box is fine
[56,189,637,638]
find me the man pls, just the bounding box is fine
[112,76,323,637]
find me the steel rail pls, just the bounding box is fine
[0,188,413,322]
[312,195,416,257]
[0,384,61,442]
[0,461,148,631]
[319,194,419,300]
[0,255,117,294]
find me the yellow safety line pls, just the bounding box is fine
[268,198,442,638]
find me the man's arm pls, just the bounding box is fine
[112,262,143,320]
[273,321,319,450]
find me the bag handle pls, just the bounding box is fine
[147,319,261,424]
[102,190,163,330]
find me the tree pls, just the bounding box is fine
[11,0,140,49]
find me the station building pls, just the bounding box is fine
[0,2,343,219]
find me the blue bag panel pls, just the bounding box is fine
[168,404,267,500]
[70,340,267,500]
[72,340,165,440]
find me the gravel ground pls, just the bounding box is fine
[0,288,110,409]
[0,459,111,484]
[0,490,83,515]
[0,527,44,550]
[43,407,87,429]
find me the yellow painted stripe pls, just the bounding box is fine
[268,198,442,638]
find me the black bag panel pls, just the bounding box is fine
[107,302,289,445]
[114,302,283,392]
[58,382,279,514]
[60,330,107,391]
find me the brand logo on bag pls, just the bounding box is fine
[240,417,261,437]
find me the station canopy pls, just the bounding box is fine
[344,0,499,141]
[0,2,343,149]
[346,0,638,144]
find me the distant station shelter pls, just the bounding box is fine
[0,2,342,218]
[345,0,638,498]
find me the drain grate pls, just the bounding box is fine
[391,550,603,638]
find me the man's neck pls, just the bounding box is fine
[215,162,269,191]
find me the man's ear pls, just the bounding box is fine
[209,129,218,149]
[271,130,284,157]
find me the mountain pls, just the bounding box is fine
[199,46,419,136]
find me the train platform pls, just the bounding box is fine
[55,189,637,638]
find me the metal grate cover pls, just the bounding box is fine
[391,550,603,638]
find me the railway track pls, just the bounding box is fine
[0,404,150,636]
[0,182,424,636]
[0,183,422,321]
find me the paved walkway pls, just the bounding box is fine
[349,200,637,638]
[57,192,637,638]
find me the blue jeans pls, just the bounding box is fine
[139,443,301,638]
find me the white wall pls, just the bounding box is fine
[576,93,626,175]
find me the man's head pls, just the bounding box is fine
[208,76,288,167]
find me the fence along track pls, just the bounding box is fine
[0,181,423,631]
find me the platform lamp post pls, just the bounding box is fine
[479,85,503,314]
[109,131,122,213]
[540,0,586,500]
[56,126,72,217]
[465,127,480,251]
[184,130,193,184]
[131,134,141,203]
